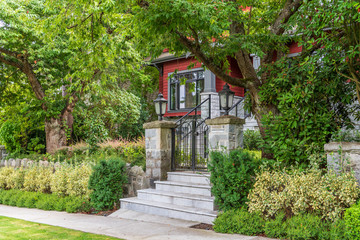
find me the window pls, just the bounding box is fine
[169,70,204,110]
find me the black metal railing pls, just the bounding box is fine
[171,96,211,171]
[227,97,251,119]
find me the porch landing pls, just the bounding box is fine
[120,172,217,224]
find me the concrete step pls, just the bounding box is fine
[167,172,211,185]
[120,197,217,224]
[137,189,216,211]
[155,181,212,197]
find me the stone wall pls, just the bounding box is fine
[325,142,360,184]
[124,165,149,198]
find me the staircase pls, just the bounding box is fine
[120,172,217,224]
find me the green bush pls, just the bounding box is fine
[248,169,360,221]
[285,213,326,240]
[344,202,360,239]
[243,130,263,151]
[264,211,287,239]
[214,208,348,240]
[88,158,127,210]
[208,150,260,210]
[0,189,91,213]
[213,208,265,235]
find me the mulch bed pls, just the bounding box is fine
[190,223,214,231]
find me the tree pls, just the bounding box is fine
[129,0,359,136]
[0,0,146,153]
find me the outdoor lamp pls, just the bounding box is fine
[219,83,235,115]
[154,93,167,121]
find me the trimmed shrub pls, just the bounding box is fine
[6,168,25,189]
[88,158,127,210]
[66,164,92,198]
[264,211,287,239]
[208,150,260,210]
[344,202,360,239]
[243,130,263,151]
[0,167,15,189]
[248,169,360,221]
[50,164,70,197]
[0,189,91,213]
[213,208,265,235]
[285,213,326,240]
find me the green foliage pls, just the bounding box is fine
[260,54,352,166]
[264,211,287,239]
[214,208,348,240]
[213,208,265,235]
[88,159,127,210]
[344,202,360,239]
[243,130,263,151]
[285,214,327,240]
[208,150,260,211]
[248,169,360,221]
[0,189,91,213]
[331,130,360,143]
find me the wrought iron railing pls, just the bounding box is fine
[227,97,251,119]
[171,96,211,171]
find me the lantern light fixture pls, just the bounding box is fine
[154,93,167,121]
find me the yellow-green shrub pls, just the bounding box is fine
[66,164,92,198]
[23,165,52,193]
[50,163,92,198]
[0,167,15,189]
[50,164,70,197]
[247,169,360,221]
[23,166,38,192]
[6,168,25,189]
[36,166,53,193]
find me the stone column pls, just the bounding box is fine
[324,142,360,184]
[205,116,245,152]
[143,121,176,186]
[200,92,220,119]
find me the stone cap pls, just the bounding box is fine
[324,142,360,152]
[205,115,245,125]
[143,120,177,129]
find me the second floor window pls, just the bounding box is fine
[169,70,204,110]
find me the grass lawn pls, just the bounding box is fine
[0,216,122,240]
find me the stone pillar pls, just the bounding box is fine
[143,121,176,186]
[205,116,245,152]
[325,142,360,184]
[200,92,220,119]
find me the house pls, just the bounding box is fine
[149,42,303,130]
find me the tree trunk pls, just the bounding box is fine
[44,111,74,154]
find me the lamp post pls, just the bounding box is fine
[219,83,235,115]
[154,93,168,121]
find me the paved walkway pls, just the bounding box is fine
[0,205,271,240]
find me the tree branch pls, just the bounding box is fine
[175,30,253,88]
[0,54,24,70]
[67,13,93,29]
[271,0,305,36]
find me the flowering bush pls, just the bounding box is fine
[247,169,360,221]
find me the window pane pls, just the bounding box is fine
[179,84,185,109]
[196,79,204,104]
[170,83,177,110]
[185,82,196,108]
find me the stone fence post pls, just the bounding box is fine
[325,142,360,184]
[143,121,176,186]
[205,115,245,152]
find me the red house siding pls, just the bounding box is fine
[160,57,245,117]
[160,58,202,117]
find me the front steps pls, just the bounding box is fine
[120,172,217,224]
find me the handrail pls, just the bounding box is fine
[227,97,251,119]
[228,97,245,113]
[176,97,210,124]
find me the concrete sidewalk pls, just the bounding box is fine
[0,205,270,240]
